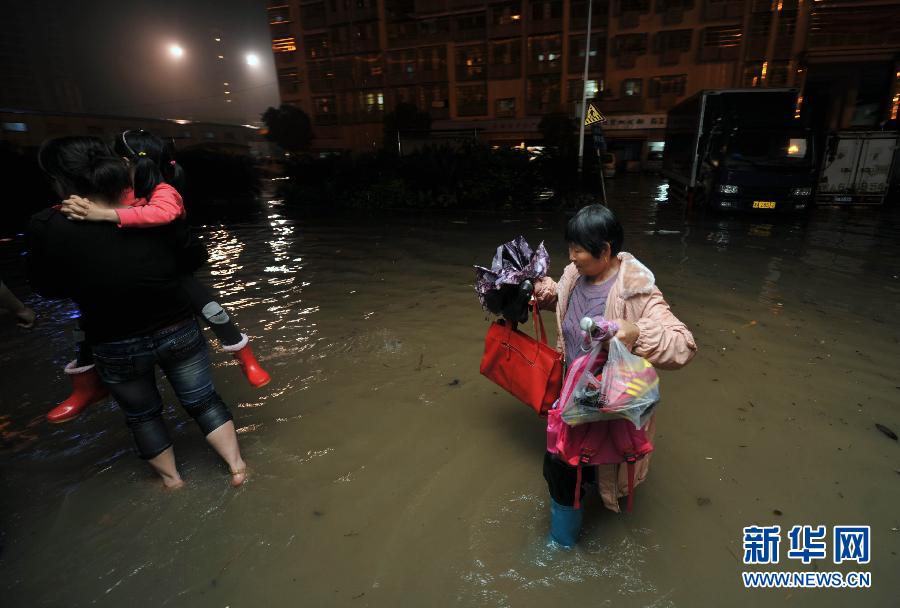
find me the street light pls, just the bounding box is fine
[168,44,184,59]
[245,53,260,67]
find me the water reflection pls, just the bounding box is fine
[0,176,898,607]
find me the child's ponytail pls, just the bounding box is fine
[114,130,184,199]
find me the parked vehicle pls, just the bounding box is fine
[662,88,816,213]
[816,131,899,205]
[602,152,616,178]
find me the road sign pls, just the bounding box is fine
[584,103,606,127]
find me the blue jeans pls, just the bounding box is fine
[93,318,233,459]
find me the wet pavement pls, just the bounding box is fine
[1,176,898,607]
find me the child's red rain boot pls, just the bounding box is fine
[225,334,271,388]
[46,361,108,424]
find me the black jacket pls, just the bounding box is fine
[27,208,208,343]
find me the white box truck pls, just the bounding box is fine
[817,131,899,205]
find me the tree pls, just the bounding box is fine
[383,103,432,152]
[538,112,577,156]
[261,104,314,153]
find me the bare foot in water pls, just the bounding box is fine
[162,475,185,490]
[230,461,248,487]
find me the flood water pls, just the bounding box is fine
[1,176,898,607]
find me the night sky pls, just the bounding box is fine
[4,0,279,125]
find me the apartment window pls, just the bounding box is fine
[359,90,385,115]
[457,13,486,31]
[272,37,297,53]
[388,21,417,41]
[570,0,608,27]
[269,5,291,24]
[300,3,325,27]
[457,84,488,116]
[420,83,449,110]
[622,78,643,96]
[388,49,417,77]
[314,96,338,125]
[306,34,330,59]
[612,33,648,55]
[528,34,562,66]
[419,18,450,37]
[392,86,416,106]
[278,67,301,93]
[496,98,517,117]
[617,0,651,13]
[648,74,686,96]
[419,46,447,73]
[699,25,741,61]
[531,0,563,20]
[492,2,522,26]
[654,29,692,52]
[656,0,694,11]
[569,33,603,72]
[568,79,600,101]
[491,39,522,65]
[456,44,487,79]
[526,75,561,113]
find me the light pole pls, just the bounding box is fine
[576,0,593,175]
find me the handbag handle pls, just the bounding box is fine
[531,299,548,345]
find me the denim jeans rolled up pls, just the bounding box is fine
[93,318,233,459]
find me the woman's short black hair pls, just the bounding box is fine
[113,129,185,199]
[564,204,624,258]
[37,136,130,202]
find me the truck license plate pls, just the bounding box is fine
[753,200,777,209]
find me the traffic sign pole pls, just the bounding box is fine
[576,0,593,176]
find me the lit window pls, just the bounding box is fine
[2,122,28,132]
[272,37,297,53]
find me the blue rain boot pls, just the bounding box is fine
[549,498,583,547]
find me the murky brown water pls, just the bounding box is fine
[1,177,898,607]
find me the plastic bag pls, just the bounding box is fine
[561,336,660,429]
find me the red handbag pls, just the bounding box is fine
[480,301,563,416]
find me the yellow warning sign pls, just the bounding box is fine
[584,103,606,126]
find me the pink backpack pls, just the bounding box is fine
[547,349,654,511]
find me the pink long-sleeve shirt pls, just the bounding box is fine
[116,183,186,227]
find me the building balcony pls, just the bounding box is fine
[657,48,684,66]
[489,23,523,39]
[309,78,337,94]
[419,68,449,82]
[456,65,488,81]
[327,6,378,24]
[457,101,488,117]
[660,8,685,25]
[618,11,642,29]
[428,105,450,120]
[601,96,644,113]
[301,16,327,30]
[568,57,603,74]
[313,114,340,126]
[489,63,523,79]
[526,60,562,75]
[387,70,420,86]
[702,0,745,21]
[526,100,562,116]
[528,18,563,35]
[455,27,488,42]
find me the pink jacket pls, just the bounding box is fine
[116,183,185,228]
[535,252,697,511]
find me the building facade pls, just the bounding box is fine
[267,0,900,156]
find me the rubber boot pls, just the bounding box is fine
[225,334,271,388]
[549,497,583,548]
[46,361,108,424]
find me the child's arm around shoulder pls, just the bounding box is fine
[115,183,185,227]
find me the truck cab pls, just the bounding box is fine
[699,125,816,212]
